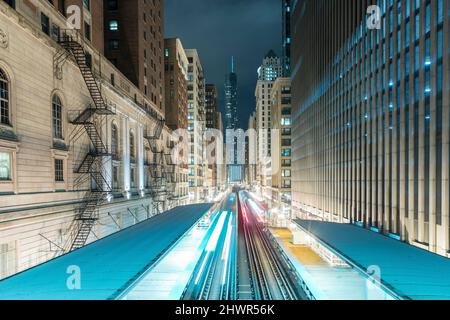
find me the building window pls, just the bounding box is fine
[281,148,291,157]
[109,39,119,50]
[111,123,119,157]
[52,95,63,139]
[41,13,50,35]
[281,128,291,136]
[0,69,10,126]
[281,139,291,146]
[4,0,15,9]
[0,152,11,181]
[129,131,135,161]
[107,0,118,10]
[84,22,91,41]
[282,180,291,188]
[54,159,64,182]
[83,0,90,11]
[0,242,16,279]
[58,0,66,16]
[281,117,291,126]
[51,23,60,41]
[112,166,119,190]
[130,168,135,187]
[282,170,291,177]
[109,20,119,31]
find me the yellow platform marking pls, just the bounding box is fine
[270,228,327,266]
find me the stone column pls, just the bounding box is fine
[122,117,130,193]
[137,125,145,192]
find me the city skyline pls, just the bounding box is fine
[164,0,281,130]
[0,0,449,305]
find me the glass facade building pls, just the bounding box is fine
[291,0,450,255]
[224,56,238,131]
[282,0,292,76]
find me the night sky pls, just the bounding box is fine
[164,0,282,130]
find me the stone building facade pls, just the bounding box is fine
[0,0,176,279]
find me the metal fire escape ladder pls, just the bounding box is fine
[57,30,115,252]
[164,152,176,200]
[144,119,171,214]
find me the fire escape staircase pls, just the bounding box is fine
[144,119,177,212]
[57,30,115,252]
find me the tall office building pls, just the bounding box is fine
[224,56,242,182]
[164,38,188,131]
[215,111,226,192]
[205,84,218,129]
[205,84,219,196]
[104,0,165,112]
[282,0,292,76]
[271,77,292,209]
[185,49,206,201]
[258,50,282,82]
[164,38,189,206]
[246,111,257,187]
[224,56,238,130]
[291,0,449,256]
[255,50,282,196]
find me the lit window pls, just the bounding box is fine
[109,20,118,31]
[281,117,291,126]
[0,152,11,181]
[282,170,291,177]
[281,148,291,157]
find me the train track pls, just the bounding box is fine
[182,193,237,300]
[238,192,299,300]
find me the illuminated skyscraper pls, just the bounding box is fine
[224,56,238,130]
[291,0,450,256]
[282,0,292,76]
[225,57,242,182]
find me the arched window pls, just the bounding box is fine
[0,69,10,126]
[52,95,63,139]
[111,123,119,156]
[129,131,135,160]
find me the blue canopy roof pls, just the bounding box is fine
[295,219,450,300]
[0,203,212,300]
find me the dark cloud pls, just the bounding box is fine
[165,0,281,129]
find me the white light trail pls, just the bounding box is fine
[195,252,210,285]
[221,215,233,285]
[206,211,228,252]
